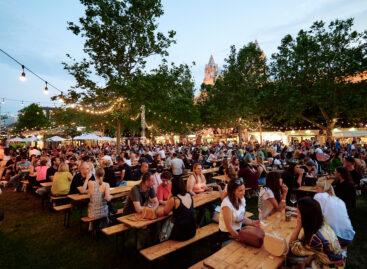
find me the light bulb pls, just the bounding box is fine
[44,82,49,95]
[19,65,26,82]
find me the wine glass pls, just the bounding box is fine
[290,193,297,207]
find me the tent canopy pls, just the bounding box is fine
[24,136,39,142]
[8,137,25,142]
[73,133,101,140]
[47,136,65,142]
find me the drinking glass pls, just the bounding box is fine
[290,193,297,207]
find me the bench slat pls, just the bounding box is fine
[101,223,129,236]
[140,223,219,261]
[53,204,73,211]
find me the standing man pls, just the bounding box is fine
[170,152,185,180]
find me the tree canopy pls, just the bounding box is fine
[269,18,367,136]
[15,103,50,132]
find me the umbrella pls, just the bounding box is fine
[74,133,101,140]
[98,136,114,141]
[8,137,25,142]
[47,136,65,142]
[24,136,39,142]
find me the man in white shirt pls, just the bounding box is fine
[170,153,185,178]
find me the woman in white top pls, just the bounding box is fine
[314,179,355,247]
[258,171,288,220]
[219,178,259,241]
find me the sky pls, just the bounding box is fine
[0,0,366,117]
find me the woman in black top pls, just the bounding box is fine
[157,178,196,241]
[334,166,356,213]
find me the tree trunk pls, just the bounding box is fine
[237,125,243,145]
[258,119,263,144]
[326,122,335,142]
[196,133,202,145]
[116,121,121,155]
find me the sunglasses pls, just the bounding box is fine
[234,178,244,185]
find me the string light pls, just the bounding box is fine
[44,82,49,95]
[19,65,26,82]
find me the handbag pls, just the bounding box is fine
[263,232,288,256]
[139,207,157,220]
[238,226,265,248]
[159,218,174,242]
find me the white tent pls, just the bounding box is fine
[8,137,25,142]
[73,133,101,140]
[47,136,65,142]
[24,136,39,142]
[98,136,114,141]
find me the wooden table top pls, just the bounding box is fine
[212,175,231,182]
[118,191,221,229]
[40,182,52,188]
[297,179,334,193]
[202,211,297,269]
[67,185,133,201]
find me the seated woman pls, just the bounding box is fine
[314,180,355,247]
[51,163,73,196]
[157,177,196,241]
[289,197,344,269]
[157,171,172,205]
[187,163,207,196]
[219,178,259,241]
[258,171,288,220]
[35,159,48,185]
[334,166,356,214]
[81,167,111,220]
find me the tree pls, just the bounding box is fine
[59,0,176,151]
[15,103,50,132]
[270,18,367,139]
[125,63,200,135]
[199,42,269,141]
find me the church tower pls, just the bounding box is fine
[203,55,218,85]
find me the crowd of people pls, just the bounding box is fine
[0,137,365,268]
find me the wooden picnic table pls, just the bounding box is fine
[297,179,334,193]
[40,182,53,188]
[212,174,230,182]
[188,167,220,175]
[117,191,221,229]
[201,210,297,269]
[67,185,133,202]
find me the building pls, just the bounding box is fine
[203,55,219,85]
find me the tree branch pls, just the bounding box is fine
[300,114,325,130]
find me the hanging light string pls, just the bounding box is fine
[0,48,64,94]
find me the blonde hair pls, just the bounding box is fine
[58,163,69,173]
[95,167,105,185]
[316,178,335,196]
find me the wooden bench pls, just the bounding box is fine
[102,223,130,251]
[50,195,69,207]
[102,223,129,236]
[53,204,73,227]
[140,223,219,261]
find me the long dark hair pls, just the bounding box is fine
[265,171,281,202]
[227,178,244,210]
[171,178,187,196]
[298,197,323,243]
[336,166,351,182]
